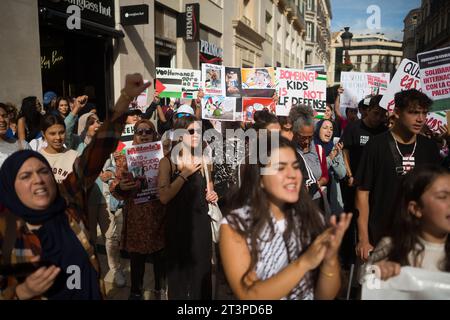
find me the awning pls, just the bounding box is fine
[39,7,125,38]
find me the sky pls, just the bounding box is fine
[330,0,422,41]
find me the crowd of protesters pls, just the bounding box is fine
[0,73,449,301]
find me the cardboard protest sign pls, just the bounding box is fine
[418,46,450,112]
[242,97,276,122]
[202,63,225,96]
[155,68,201,99]
[276,68,327,116]
[116,124,135,153]
[125,142,164,204]
[380,59,421,112]
[426,111,448,134]
[241,67,276,98]
[128,79,150,113]
[340,72,390,109]
[225,67,243,97]
[202,96,242,121]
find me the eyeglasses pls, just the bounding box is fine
[176,113,192,119]
[187,128,201,135]
[136,128,155,136]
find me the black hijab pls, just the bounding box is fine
[0,150,101,300]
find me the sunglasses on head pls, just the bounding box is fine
[136,128,155,136]
[176,113,192,119]
[187,128,201,135]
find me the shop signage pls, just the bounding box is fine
[39,0,115,27]
[185,3,200,42]
[120,4,149,26]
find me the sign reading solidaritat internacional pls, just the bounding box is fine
[155,68,201,99]
[380,59,421,112]
[276,68,327,116]
[340,72,390,109]
[418,46,450,112]
[125,142,164,204]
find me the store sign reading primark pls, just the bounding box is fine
[185,3,199,42]
[200,40,223,59]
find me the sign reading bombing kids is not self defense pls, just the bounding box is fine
[276,68,327,116]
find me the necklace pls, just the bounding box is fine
[394,137,417,158]
[392,133,417,174]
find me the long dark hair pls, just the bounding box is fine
[226,137,325,285]
[387,164,450,271]
[19,96,43,142]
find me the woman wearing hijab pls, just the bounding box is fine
[314,119,346,216]
[0,74,150,300]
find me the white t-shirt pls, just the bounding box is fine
[0,139,30,168]
[367,237,446,272]
[40,148,79,183]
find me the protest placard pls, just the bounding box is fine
[362,267,450,300]
[201,96,242,121]
[276,68,327,116]
[225,67,243,97]
[128,79,150,113]
[241,67,276,98]
[116,124,135,153]
[242,97,276,122]
[426,111,448,134]
[125,141,164,204]
[202,63,225,96]
[379,59,421,112]
[418,46,450,112]
[155,68,201,99]
[340,72,390,109]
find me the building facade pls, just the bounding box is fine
[304,0,332,67]
[329,32,403,85]
[0,0,317,111]
[403,0,450,61]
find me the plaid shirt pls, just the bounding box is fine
[0,114,126,299]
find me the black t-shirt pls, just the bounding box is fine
[341,120,387,178]
[355,132,441,244]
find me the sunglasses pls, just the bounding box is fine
[176,113,192,119]
[187,128,201,135]
[136,128,155,136]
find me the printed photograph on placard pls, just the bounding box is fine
[225,67,242,97]
[202,64,225,96]
[242,97,276,123]
[202,96,242,121]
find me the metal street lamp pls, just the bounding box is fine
[341,27,353,65]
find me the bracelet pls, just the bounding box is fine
[320,269,335,278]
[120,89,133,101]
[178,174,188,182]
